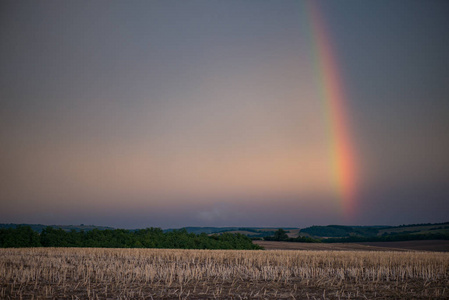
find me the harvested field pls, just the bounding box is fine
[254,241,402,251]
[358,240,449,252]
[1,248,448,299]
[255,240,449,252]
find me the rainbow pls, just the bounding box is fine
[305,1,358,219]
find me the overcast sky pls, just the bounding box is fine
[1,0,448,229]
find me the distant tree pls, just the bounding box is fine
[273,229,288,241]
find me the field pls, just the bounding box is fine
[1,248,448,299]
[255,240,449,252]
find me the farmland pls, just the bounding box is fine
[255,240,449,252]
[1,248,448,299]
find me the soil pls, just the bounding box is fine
[254,239,449,252]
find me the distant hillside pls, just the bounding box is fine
[299,222,449,240]
[378,223,449,236]
[0,224,298,238]
[164,227,299,238]
[0,223,115,233]
[4,222,447,241]
[164,227,238,234]
[300,225,386,238]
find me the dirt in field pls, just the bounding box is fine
[4,278,447,299]
[254,240,449,252]
[358,240,449,252]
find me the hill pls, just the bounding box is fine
[292,222,449,243]
[3,222,448,242]
[0,223,114,233]
[164,227,299,238]
[299,222,449,239]
[0,224,298,238]
[299,225,387,238]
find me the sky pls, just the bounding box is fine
[1,0,448,229]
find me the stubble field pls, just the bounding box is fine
[1,248,448,299]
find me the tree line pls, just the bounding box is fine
[0,226,263,249]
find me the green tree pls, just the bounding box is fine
[273,228,288,241]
